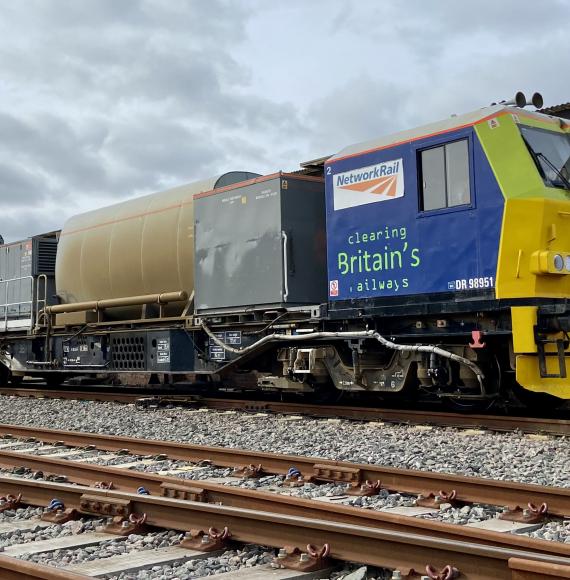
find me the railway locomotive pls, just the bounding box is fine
[1,93,570,408]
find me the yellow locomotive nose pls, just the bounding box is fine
[498,198,570,399]
[497,198,570,300]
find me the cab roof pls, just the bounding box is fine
[328,104,551,164]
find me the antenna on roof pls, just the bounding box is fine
[493,91,543,109]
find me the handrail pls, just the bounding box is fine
[34,274,48,331]
[282,231,289,302]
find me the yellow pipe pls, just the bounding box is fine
[46,291,188,314]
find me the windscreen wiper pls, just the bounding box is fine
[536,151,570,191]
[521,135,547,179]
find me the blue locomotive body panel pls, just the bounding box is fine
[325,128,505,303]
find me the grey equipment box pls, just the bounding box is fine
[0,233,58,332]
[195,173,326,313]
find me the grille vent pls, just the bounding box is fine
[111,335,146,370]
[34,239,58,274]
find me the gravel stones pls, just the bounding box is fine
[1,518,100,550]
[0,466,68,483]
[0,396,568,487]
[523,520,570,543]
[21,529,180,568]
[106,544,275,579]
[0,506,43,522]
[343,491,417,510]
[418,503,501,525]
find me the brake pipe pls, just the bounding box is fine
[200,323,486,392]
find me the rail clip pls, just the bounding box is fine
[41,499,80,524]
[273,544,331,572]
[416,490,460,508]
[283,467,307,487]
[180,527,231,551]
[499,502,548,524]
[103,513,147,536]
[425,564,460,580]
[0,494,22,513]
[233,464,264,478]
[93,481,114,490]
[346,480,382,497]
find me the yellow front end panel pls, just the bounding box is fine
[510,306,537,353]
[496,198,570,299]
[516,355,570,398]
[511,305,570,398]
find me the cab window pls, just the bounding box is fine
[419,139,471,211]
[519,125,570,190]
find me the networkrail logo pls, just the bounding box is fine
[332,158,404,210]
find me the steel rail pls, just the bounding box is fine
[0,388,139,404]
[0,555,91,579]
[1,388,568,435]
[0,449,568,560]
[0,423,568,517]
[201,398,570,436]
[1,475,570,580]
[509,557,570,579]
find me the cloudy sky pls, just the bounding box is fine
[0,0,568,242]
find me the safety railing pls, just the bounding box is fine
[0,275,34,332]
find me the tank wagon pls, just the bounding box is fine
[1,94,570,407]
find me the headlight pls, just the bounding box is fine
[531,250,570,275]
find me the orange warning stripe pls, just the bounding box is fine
[327,109,558,165]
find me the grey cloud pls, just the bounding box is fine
[0,1,304,242]
[326,0,569,42]
[305,0,568,157]
[99,116,226,190]
[0,0,568,245]
[0,161,53,207]
[0,210,62,242]
[0,112,107,192]
[306,76,411,156]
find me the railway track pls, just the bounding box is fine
[1,470,570,579]
[0,442,568,556]
[0,425,570,577]
[0,423,569,516]
[1,387,569,436]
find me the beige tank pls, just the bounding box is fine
[56,172,258,316]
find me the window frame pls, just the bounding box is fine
[416,135,475,217]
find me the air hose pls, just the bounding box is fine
[200,323,486,391]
